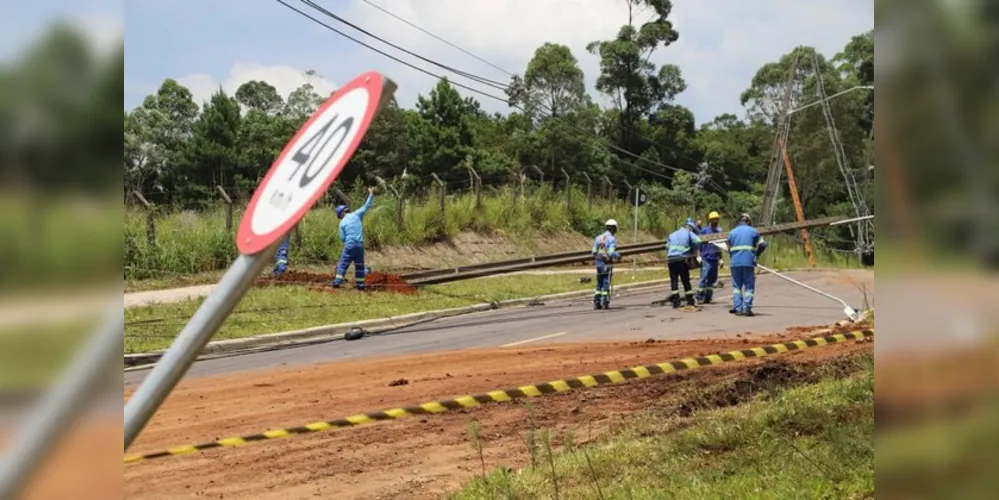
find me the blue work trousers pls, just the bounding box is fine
[594,262,612,306]
[731,266,757,312]
[273,238,290,275]
[696,259,719,301]
[334,244,366,289]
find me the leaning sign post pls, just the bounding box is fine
[630,187,648,278]
[123,72,397,451]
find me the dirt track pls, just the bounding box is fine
[124,325,872,499]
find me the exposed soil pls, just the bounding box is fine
[1,417,121,500]
[124,325,873,499]
[255,270,417,294]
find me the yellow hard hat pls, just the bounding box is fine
[708,211,721,220]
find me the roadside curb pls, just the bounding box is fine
[124,277,681,370]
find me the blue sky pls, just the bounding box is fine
[123,0,873,125]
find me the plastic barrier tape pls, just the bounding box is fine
[125,329,873,464]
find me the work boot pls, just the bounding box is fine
[729,308,738,314]
[594,302,602,310]
[331,280,343,289]
[686,297,696,307]
[743,309,755,317]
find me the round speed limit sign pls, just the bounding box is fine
[236,71,395,255]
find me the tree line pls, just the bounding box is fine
[123,2,874,235]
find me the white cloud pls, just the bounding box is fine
[75,13,123,58]
[341,0,873,123]
[176,62,338,107]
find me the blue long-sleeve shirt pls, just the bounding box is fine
[726,223,768,267]
[592,231,619,264]
[699,226,724,261]
[666,228,702,262]
[338,194,374,247]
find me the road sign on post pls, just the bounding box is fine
[630,187,649,277]
[123,72,397,452]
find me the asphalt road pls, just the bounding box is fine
[125,270,873,386]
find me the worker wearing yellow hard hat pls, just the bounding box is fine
[695,211,724,304]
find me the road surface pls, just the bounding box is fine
[125,269,873,385]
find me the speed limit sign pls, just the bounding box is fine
[237,71,396,255]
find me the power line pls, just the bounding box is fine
[352,1,729,194]
[301,1,509,90]
[275,0,511,104]
[360,0,513,78]
[279,1,723,191]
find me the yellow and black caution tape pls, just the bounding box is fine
[125,329,873,464]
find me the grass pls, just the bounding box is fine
[124,269,670,353]
[0,323,93,389]
[0,193,120,291]
[450,354,875,499]
[125,183,862,282]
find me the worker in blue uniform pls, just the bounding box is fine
[726,213,768,316]
[665,218,702,308]
[272,236,290,276]
[695,211,724,304]
[591,219,620,309]
[332,187,376,290]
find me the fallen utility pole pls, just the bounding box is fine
[405,216,848,286]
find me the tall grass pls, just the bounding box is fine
[124,184,858,280]
[0,194,121,290]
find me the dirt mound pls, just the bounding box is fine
[255,270,417,294]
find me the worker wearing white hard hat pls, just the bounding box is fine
[591,219,621,310]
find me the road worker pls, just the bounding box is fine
[665,217,702,308]
[591,219,621,309]
[726,213,768,317]
[695,211,724,304]
[272,236,290,276]
[332,187,377,290]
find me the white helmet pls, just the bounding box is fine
[605,219,618,228]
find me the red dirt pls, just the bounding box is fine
[1,417,121,500]
[124,326,873,499]
[255,270,417,294]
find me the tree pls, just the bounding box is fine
[235,80,284,115]
[508,43,586,120]
[586,0,682,152]
[176,89,241,204]
[284,78,325,122]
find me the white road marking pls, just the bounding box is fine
[501,332,568,347]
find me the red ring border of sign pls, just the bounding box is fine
[236,71,390,255]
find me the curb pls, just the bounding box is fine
[124,277,683,370]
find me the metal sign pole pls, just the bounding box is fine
[124,250,274,449]
[0,305,123,500]
[632,189,639,279]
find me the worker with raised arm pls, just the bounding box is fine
[726,213,768,317]
[695,211,724,304]
[591,219,621,309]
[332,186,376,290]
[665,218,702,308]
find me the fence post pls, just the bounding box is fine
[375,175,404,231]
[560,168,571,213]
[215,186,233,232]
[602,176,614,202]
[506,168,519,206]
[582,172,593,210]
[430,173,445,215]
[468,167,482,209]
[529,164,545,183]
[132,191,156,246]
[334,188,351,206]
